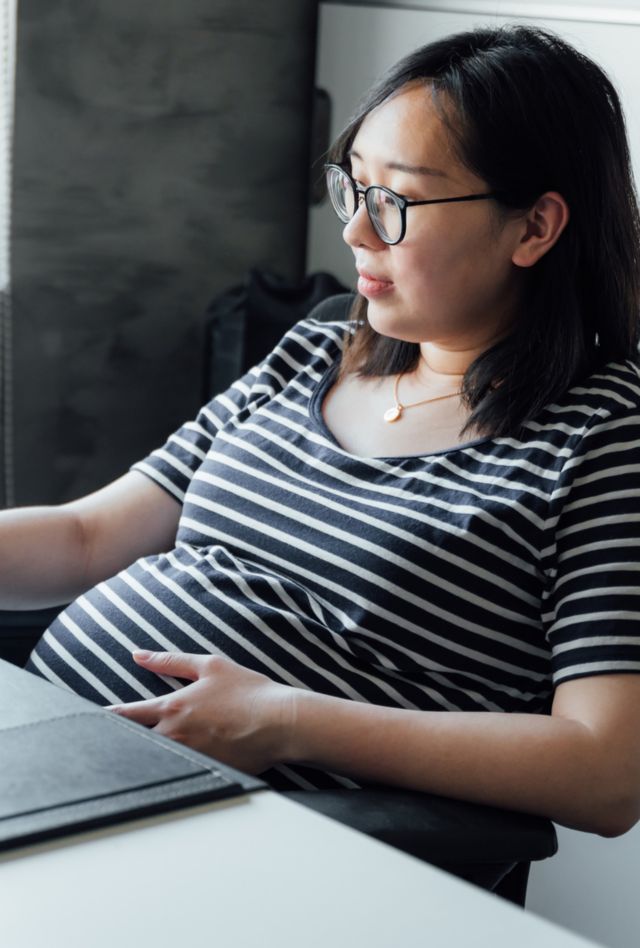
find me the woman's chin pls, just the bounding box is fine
[366,299,422,341]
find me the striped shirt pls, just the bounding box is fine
[28,313,640,790]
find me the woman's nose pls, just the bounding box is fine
[342,204,386,250]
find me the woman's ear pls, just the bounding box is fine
[511,191,570,268]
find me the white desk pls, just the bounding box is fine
[0,789,602,948]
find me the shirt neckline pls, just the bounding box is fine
[308,361,493,462]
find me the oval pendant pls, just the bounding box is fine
[383,405,402,423]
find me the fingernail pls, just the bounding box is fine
[133,649,152,661]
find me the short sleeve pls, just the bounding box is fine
[542,407,640,685]
[131,317,323,502]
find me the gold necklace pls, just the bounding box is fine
[383,372,462,423]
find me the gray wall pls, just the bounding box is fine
[7,0,318,506]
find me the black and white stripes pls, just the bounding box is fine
[28,313,640,790]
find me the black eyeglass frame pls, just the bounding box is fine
[324,163,503,245]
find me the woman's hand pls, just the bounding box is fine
[107,650,297,775]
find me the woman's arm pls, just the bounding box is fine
[284,672,640,837]
[110,651,640,838]
[0,471,180,609]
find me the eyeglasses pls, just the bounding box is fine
[324,163,501,245]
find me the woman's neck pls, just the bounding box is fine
[417,343,481,379]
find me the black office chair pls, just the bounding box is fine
[0,606,557,907]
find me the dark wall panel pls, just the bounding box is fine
[10,0,317,504]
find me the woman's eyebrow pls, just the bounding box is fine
[348,149,449,178]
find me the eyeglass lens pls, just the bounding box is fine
[367,190,402,243]
[326,166,402,243]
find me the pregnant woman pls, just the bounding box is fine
[4,24,640,837]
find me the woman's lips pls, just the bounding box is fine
[357,271,394,298]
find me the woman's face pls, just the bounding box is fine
[343,83,526,349]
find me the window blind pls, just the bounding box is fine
[0,0,15,508]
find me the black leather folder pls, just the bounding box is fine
[0,658,265,852]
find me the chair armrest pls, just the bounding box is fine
[282,787,557,893]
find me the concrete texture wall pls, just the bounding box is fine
[8,0,318,505]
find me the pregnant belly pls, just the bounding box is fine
[25,544,355,706]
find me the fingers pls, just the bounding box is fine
[132,649,205,681]
[106,697,164,727]
[106,650,226,733]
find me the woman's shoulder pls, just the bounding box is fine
[564,359,640,417]
[244,305,354,399]
[272,293,356,366]
[290,293,357,354]
[514,360,640,457]
[289,314,353,350]
[266,316,350,377]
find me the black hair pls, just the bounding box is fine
[330,25,640,437]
